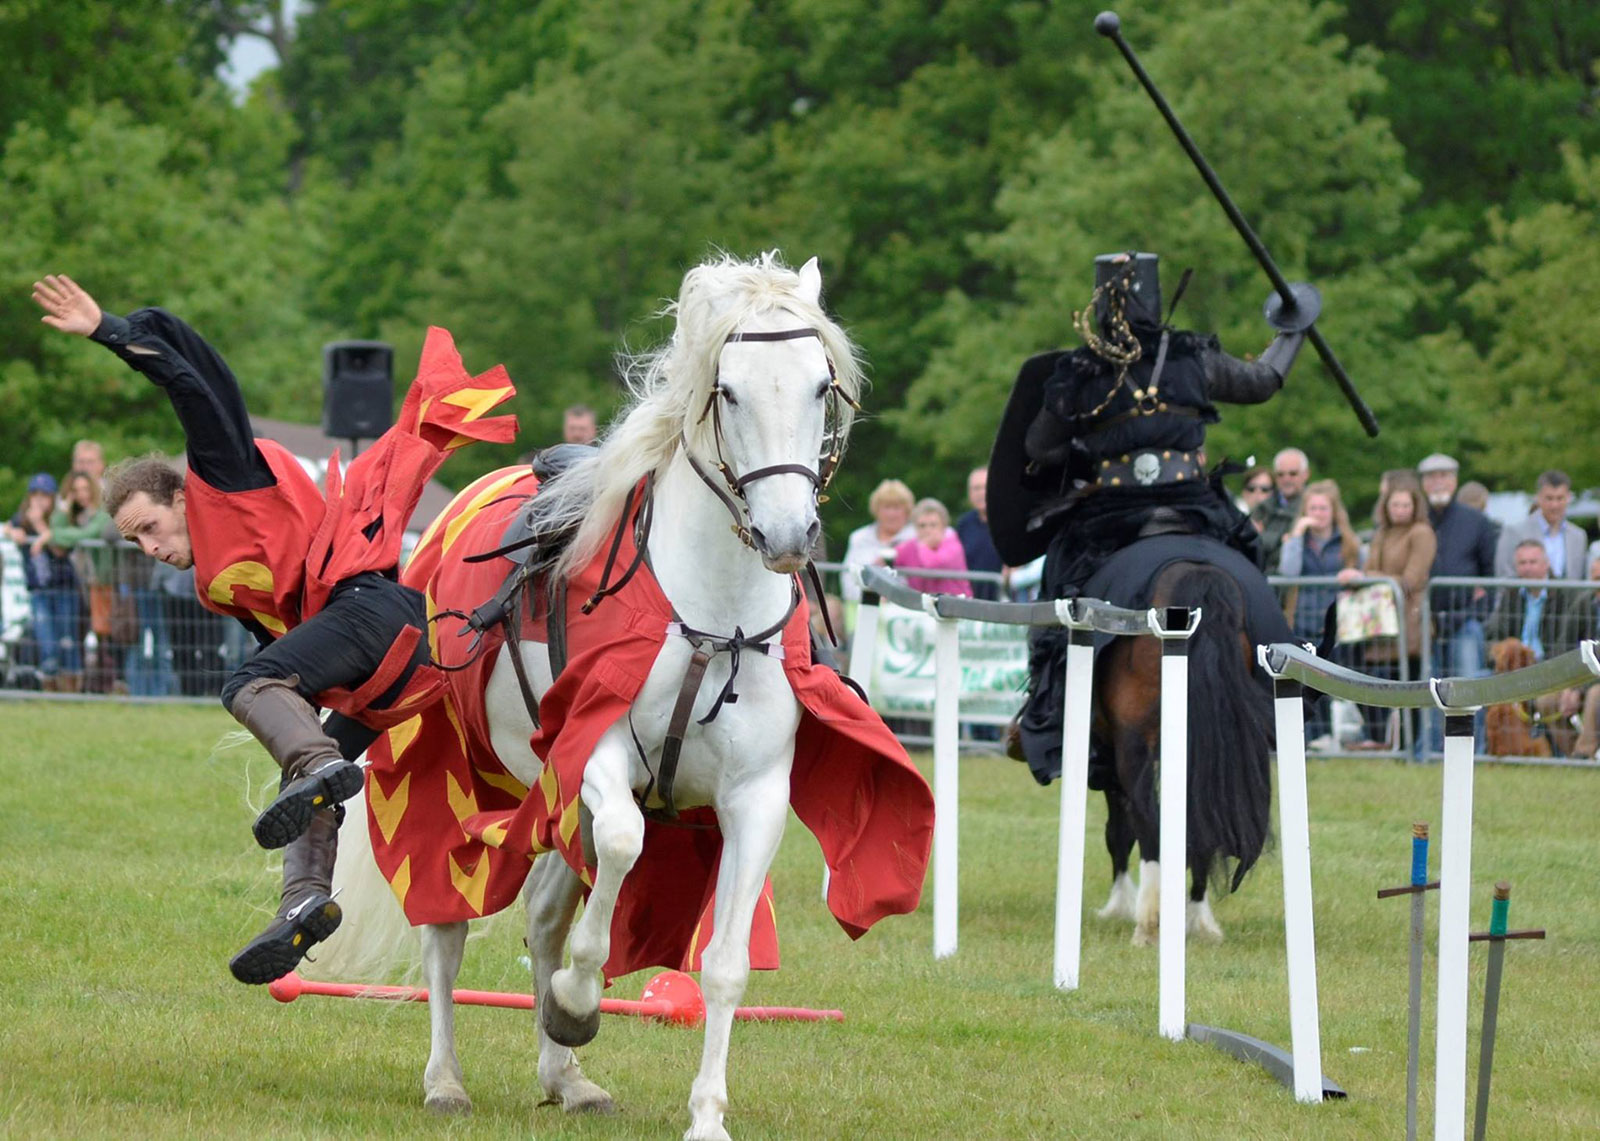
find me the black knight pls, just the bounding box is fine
[989,252,1312,784]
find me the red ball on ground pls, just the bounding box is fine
[267,972,303,1003]
[640,970,706,1027]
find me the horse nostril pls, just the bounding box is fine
[805,519,820,550]
[748,526,767,552]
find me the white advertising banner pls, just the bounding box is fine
[866,602,1029,724]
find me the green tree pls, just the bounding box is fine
[0,103,330,502]
[1339,1,1600,327]
[406,36,768,472]
[1459,145,1600,489]
[897,0,1484,518]
[0,1,236,143]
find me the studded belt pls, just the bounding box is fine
[1094,448,1203,489]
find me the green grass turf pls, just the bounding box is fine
[1,701,1596,1138]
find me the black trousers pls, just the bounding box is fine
[220,572,430,761]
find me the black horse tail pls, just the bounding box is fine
[1165,562,1274,893]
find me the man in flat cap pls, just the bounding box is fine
[1419,452,1497,751]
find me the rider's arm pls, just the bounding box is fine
[91,308,274,493]
[1201,348,1286,405]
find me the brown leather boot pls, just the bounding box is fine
[229,808,343,984]
[230,676,365,850]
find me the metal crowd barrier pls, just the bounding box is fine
[1260,638,1600,1138]
[1265,573,1412,758]
[0,538,250,702]
[1420,575,1600,764]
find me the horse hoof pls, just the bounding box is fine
[565,1088,616,1115]
[541,995,601,1048]
[1096,899,1136,923]
[1131,925,1157,948]
[424,1091,473,1116]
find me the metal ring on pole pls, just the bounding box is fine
[1147,605,1202,640]
[1429,677,1482,714]
[1582,639,1600,679]
[1053,597,1093,630]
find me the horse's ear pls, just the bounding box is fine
[797,257,823,306]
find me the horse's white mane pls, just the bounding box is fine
[536,251,864,581]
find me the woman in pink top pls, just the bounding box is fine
[895,498,973,596]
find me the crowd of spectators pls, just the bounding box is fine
[3,438,245,697]
[13,424,1600,762]
[1248,449,1600,757]
[826,444,1600,762]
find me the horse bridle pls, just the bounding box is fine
[445,326,857,825]
[683,326,860,551]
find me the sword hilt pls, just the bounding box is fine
[1490,880,1511,938]
[1410,822,1429,887]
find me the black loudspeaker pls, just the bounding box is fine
[322,340,394,442]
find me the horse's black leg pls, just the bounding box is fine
[1104,787,1135,879]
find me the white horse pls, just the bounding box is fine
[323,252,905,1141]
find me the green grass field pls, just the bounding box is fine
[2,701,1597,1139]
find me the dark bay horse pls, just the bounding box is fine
[1092,559,1274,944]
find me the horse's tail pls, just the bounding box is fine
[298,803,421,982]
[1167,562,1274,892]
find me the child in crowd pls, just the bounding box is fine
[894,498,972,596]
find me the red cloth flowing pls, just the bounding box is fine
[182,326,517,726]
[365,469,935,980]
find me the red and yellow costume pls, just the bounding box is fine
[367,468,936,979]
[181,328,517,725]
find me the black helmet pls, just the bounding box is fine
[1092,251,1161,328]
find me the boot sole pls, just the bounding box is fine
[252,761,365,850]
[229,897,343,985]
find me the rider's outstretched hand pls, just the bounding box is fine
[31,274,103,337]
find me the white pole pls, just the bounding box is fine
[848,588,881,705]
[1152,608,1196,1042]
[1054,610,1095,990]
[931,610,961,959]
[1434,713,1478,1141]
[1272,675,1325,1103]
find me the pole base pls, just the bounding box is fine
[1187,1023,1346,1101]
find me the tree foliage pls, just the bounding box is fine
[0,0,1586,522]
[1459,146,1600,488]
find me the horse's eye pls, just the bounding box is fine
[815,380,830,400]
[718,386,738,407]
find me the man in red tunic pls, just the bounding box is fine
[31,274,517,984]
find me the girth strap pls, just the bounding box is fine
[645,578,801,819]
[502,591,542,731]
[581,476,654,614]
[656,647,713,816]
